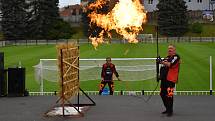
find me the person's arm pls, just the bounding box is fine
[101,64,105,81]
[162,55,179,67]
[113,65,119,77]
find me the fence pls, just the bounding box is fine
[1,37,215,47]
[0,39,71,47]
[29,90,215,96]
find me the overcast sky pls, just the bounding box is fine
[59,0,80,8]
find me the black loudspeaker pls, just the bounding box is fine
[8,68,25,97]
[0,52,7,97]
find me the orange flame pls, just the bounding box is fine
[87,0,147,48]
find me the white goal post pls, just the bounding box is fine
[34,58,158,93]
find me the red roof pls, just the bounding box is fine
[59,4,81,17]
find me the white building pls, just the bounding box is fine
[142,0,215,12]
[0,2,2,31]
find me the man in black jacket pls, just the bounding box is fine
[99,57,120,95]
[159,44,180,117]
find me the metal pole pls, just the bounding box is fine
[174,84,177,95]
[78,92,80,111]
[60,49,65,116]
[78,45,80,110]
[156,26,159,57]
[40,60,44,96]
[209,1,210,10]
[156,26,159,82]
[210,56,213,95]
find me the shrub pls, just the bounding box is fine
[0,32,4,41]
[47,20,76,40]
[191,22,203,34]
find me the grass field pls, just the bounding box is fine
[1,42,215,92]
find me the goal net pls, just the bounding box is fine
[137,34,154,43]
[34,58,157,92]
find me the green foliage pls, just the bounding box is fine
[47,19,75,39]
[191,22,203,34]
[0,32,4,41]
[0,0,70,40]
[1,0,28,40]
[141,23,215,37]
[157,0,188,37]
[27,0,61,39]
[82,12,90,37]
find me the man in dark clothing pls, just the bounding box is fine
[99,57,120,95]
[159,44,180,116]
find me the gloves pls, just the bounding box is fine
[156,56,162,64]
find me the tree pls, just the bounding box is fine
[1,0,28,40]
[0,32,4,41]
[82,0,110,38]
[82,11,90,38]
[46,19,75,40]
[27,0,60,39]
[157,0,188,37]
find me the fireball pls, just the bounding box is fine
[87,0,147,48]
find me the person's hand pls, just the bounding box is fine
[161,60,167,64]
[156,56,162,64]
[101,77,104,81]
[161,60,171,67]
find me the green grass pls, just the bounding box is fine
[1,42,215,92]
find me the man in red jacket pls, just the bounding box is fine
[99,57,120,95]
[159,44,180,116]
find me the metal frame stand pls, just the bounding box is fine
[48,87,96,117]
[45,45,96,117]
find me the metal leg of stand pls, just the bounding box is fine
[78,92,80,111]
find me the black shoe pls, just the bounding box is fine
[167,112,173,117]
[161,110,167,114]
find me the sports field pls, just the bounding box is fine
[1,42,215,92]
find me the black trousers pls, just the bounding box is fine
[160,80,175,113]
[99,81,114,95]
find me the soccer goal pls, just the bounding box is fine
[137,34,154,43]
[34,58,157,93]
